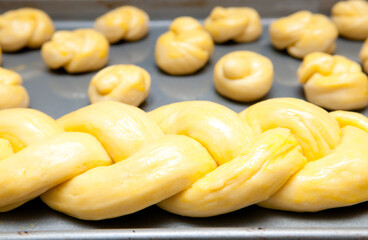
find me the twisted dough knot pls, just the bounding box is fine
[155,17,214,75]
[94,6,149,44]
[270,11,338,59]
[0,8,54,52]
[89,65,151,106]
[299,52,368,110]
[2,98,368,219]
[41,29,109,74]
[214,51,273,102]
[0,67,29,109]
[332,0,368,40]
[204,6,262,43]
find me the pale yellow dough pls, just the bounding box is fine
[89,65,150,106]
[41,29,109,74]
[270,11,338,59]
[213,51,273,102]
[2,98,368,218]
[204,6,262,43]
[94,6,149,44]
[332,0,368,40]
[0,67,29,109]
[298,52,368,110]
[0,8,54,52]
[155,17,214,75]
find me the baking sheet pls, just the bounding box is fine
[1,15,368,240]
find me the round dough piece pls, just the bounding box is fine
[89,65,151,106]
[0,67,29,109]
[204,6,262,43]
[270,11,338,59]
[298,52,368,110]
[332,0,368,40]
[41,29,109,74]
[0,8,54,52]
[214,51,273,102]
[155,16,214,75]
[94,6,149,44]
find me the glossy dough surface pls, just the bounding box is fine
[89,65,151,106]
[2,98,368,219]
[155,17,214,75]
[41,29,109,74]
[332,0,368,40]
[270,11,338,59]
[204,6,262,43]
[298,52,368,110]
[0,67,29,109]
[0,8,54,52]
[94,6,149,44]
[214,51,273,102]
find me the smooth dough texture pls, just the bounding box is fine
[2,98,368,218]
[332,0,368,40]
[213,51,273,102]
[89,65,151,106]
[94,6,149,44]
[270,11,338,59]
[0,8,54,52]
[204,6,262,43]
[41,29,109,74]
[0,67,29,109]
[298,52,368,110]
[155,17,214,75]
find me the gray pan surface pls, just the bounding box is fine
[1,17,368,239]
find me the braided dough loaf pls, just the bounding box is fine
[0,8,54,52]
[155,17,214,75]
[214,51,273,102]
[332,0,368,40]
[41,29,109,74]
[89,65,150,106]
[0,67,29,109]
[204,6,262,43]
[270,11,338,59]
[2,99,368,219]
[94,6,149,44]
[299,52,368,110]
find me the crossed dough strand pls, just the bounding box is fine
[1,99,368,219]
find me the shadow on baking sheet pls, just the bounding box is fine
[3,198,368,230]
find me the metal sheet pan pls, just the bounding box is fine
[2,1,368,239]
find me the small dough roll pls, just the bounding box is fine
[94,6,149,44]
[298,52,368,110]
[0,8,54,52]
[41,29,109,74]
[332,0,368,40]
[214,51,273,102]
[155,17,214,75]
[0,67,29,109]
[270,11,338,59]
[89,65,150,106]
[204,6,262,43]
